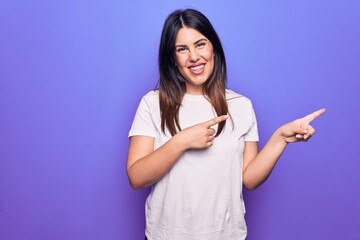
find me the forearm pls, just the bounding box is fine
[243,128,288,190]
[127,136,186,190]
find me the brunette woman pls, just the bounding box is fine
[127,9,325,240]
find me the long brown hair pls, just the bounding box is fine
[158,9,228,137]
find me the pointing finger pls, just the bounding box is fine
[204,115,228,128]
[302,108,326,123]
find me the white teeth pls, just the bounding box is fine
[190,65,204,71]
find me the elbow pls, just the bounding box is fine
[243,181,259,191]
[243,170,268,191]
[244,183,259,191]
[128,176,146,190]
[127,174,145,190]
[129,181,142,190]
[243,175,262,191]
[243,177,268,190]
[127,168,146,190]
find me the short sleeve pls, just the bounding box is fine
[128,95,157,138]
[243,105,259,142]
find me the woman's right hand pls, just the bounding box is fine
[127,115,228,189]
[174,115,228,150]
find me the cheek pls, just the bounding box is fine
[175,56,188,68]
[207,53,215,66]
[209,51,215,61]
[202,49,214,62]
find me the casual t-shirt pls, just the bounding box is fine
[129,89,259,240]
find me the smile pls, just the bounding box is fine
[189,64,205,74]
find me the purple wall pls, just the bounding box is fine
[1,1,359,239]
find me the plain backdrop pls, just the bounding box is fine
[1,1,360,239]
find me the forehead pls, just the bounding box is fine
[175,27,207,44]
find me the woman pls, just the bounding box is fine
[127,9,325,240]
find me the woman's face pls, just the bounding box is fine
[175,27,214,95]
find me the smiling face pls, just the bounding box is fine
[175,27,215,95]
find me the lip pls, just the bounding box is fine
[188,63,205,68]
[188,63,205,75]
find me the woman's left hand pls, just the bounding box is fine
[279,108,326,143]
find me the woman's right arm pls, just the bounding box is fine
[126,115,228,190]
[126,135,186,190]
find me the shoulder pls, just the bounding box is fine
[139,90,159,106]
[137,90,160,112]
[225,89,253,107]
[141,90,159,102]
[225,89,257,126]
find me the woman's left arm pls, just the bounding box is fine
[242,108,326,190]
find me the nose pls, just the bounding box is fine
[189,49,199,62]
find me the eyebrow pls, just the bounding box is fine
[175,38,208,48]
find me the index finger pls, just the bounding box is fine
[203,115,228,128]
[302,108,326,123]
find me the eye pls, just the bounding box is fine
[176,47,188,53]
[196,42,206,48]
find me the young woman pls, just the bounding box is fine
[127,9,325,240]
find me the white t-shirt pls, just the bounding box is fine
[129,89,259,240]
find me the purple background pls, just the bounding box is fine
[1,1,359,239]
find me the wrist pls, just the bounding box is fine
[171,132,188,152]
[274,127,289,146]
